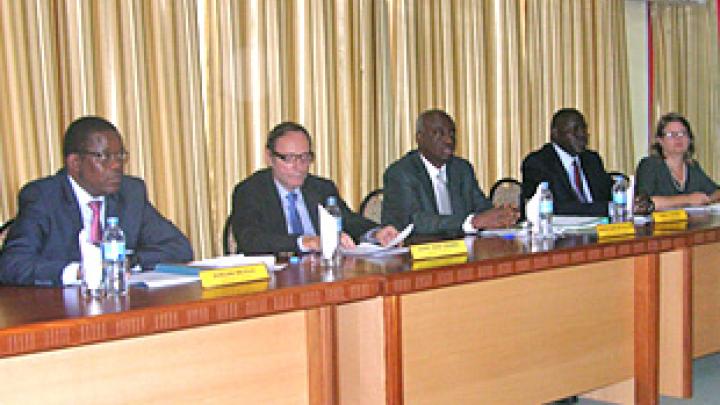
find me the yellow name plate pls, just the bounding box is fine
[410,239,468,260]
[202,280,269,299]
[596,222,636,239]
[653,221,688,235]
[412,254,468,271]
[199,264,269,288]
[652,209,688,223]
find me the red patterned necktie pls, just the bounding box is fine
[88,200,102,244]
[572,160,587,203]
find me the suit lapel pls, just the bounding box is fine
[105,193,120,228]
[446,158,463,213]
[411,152,439,213]
[59,174,83,256]
[579,152,601,200]
[547,145,578,201]
[263,172,291,235]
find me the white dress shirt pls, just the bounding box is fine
[273,180,317,252]
[418,153,476,233]
[62,176,106,285]
[552,143,594,203]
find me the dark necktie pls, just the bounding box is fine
[572,160,588,203]
[287,192,304,235]
[88,200,103,244]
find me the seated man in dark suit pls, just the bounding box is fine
[0,116,193,286]
[229,122,398,255]
[382,109,518,235]
[521,108,613,216]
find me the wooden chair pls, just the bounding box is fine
[0,218,14,246]
[489,178,522,207]
[359,189,384,224]
[222,216,237,255]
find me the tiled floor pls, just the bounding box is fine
[578,353,720,405]
[661,353,720,405]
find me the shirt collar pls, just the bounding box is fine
[67,175,104,206]
[419,152,447,180]
[552,142,580,171]
[273,179,300,201]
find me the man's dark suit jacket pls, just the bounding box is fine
[229,168,378,254]
[0,170,193,286]
[521,143,613,216]
[381,150,492,235]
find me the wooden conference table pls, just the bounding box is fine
[0,215,718,404]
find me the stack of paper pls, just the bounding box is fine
[525,183,542,233]
[340,224,413,257]
[552,216,609,234]
[678,203,720,215]
[191,254,276,269]
[131,254,279,288]
[130,272,199,288]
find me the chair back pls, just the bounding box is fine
[0,218,14,245]
[489,178,522,207]
[222,216,237,255]
[359,189,384,223]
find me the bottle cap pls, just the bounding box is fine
[106,217,119,226]
[326,196,337,206]
[289,256,301,264]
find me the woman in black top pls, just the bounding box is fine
[635,113,720,210]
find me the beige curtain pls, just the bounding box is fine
[651,0,720,179]
[387,0,633,187]
[0,0,633,259]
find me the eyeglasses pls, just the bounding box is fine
[80,150,129,165]
[272,151,314,164]
[662,131,688,139]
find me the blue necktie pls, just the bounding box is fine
[287,192,304,235]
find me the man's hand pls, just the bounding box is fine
[303,233,355,250]
[471,206,519,229]
[339,232,356,249]
[373,226,399,246]
[686,192,711,206]
[301,236,321,251]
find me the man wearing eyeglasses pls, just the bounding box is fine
[520,108,613,216]
[229,121,399,254]
[0,116,193,286]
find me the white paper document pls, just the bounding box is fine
[552,216,608,234]
[479,228,528,239]
[130,272,199,288]
[673,203,720,215]
[340,224,413,256]
[319,204,340,261]
[79,229,103,290]
[627,175,635,215]
[525,183,542,233]
[552,216,608,227]
[191,254,276,269]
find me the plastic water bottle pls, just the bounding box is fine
[538,182,554,238]
[322,196,343,265]
[611,176,628,223]
[102,217,128,295]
